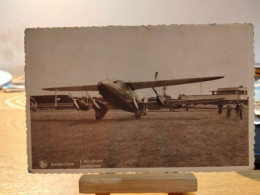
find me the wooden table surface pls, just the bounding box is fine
[0,92,260,195]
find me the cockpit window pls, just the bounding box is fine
[113,80,124,86]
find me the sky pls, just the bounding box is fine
[25,24,254,99]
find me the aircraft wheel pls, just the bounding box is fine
[135,109,142,119]
[142,108,147,116]
[95,111,104,120]
[96,116,102,120]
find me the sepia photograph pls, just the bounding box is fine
[25,24,254,172]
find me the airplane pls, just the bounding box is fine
[43,76,224,120]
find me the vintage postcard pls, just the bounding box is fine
[25,24,254,173]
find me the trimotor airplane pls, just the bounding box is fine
[43,76,224,120]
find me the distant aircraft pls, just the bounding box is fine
[43,76,224,120]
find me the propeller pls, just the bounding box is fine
[85,91,100,110]
[68,92,80,111]
[141,97,148,103]
[152,87,165,106]
[81,91,85,101]
[133,97,139,109]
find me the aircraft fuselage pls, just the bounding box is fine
[97,80,140,113]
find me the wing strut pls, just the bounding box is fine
[54,89,57,107]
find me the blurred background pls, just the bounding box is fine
[0,0,260,75]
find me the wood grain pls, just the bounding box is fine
[0,91,260,194]
[79,173,197,193]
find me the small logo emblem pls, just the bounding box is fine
[39,160,48,169]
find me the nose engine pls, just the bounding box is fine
[97,81,111,95]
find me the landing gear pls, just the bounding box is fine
[95,111,107,120]
[135,107,147,119]
[142,108,147,116]
[135,109,142,119]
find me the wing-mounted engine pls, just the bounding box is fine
[69,92,108,120]
[68,93,89,111]
[86,92,108,120]
[133,97,139,109]
[76,99,90,111]
[132,97,148,118]
[92,99,108,120]
[152,87,165,107]
[68,93,80,110]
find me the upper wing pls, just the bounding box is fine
[42,85,98,91]
[127,76,224,90]
[42,76,223,91]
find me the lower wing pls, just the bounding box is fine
[142,98,224,108]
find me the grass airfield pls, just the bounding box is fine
[30,108,249,169]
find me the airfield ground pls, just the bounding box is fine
[30,108,249,169]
